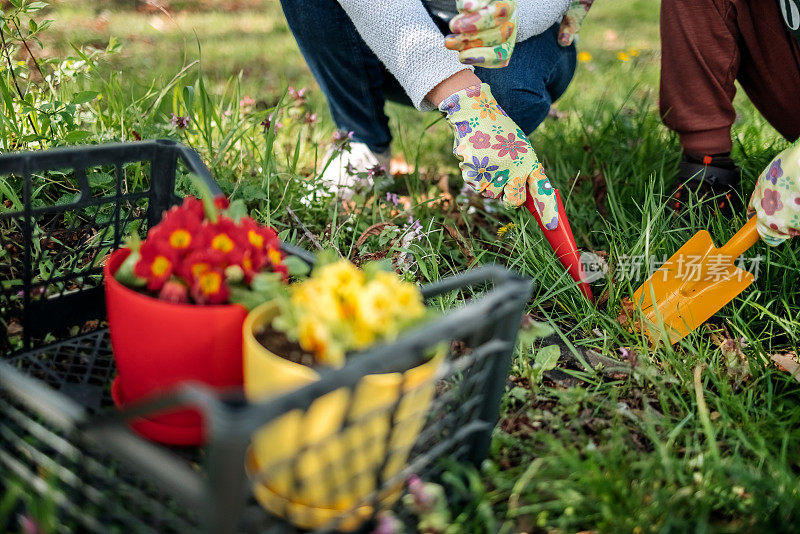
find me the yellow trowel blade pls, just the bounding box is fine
[632,217,759,344]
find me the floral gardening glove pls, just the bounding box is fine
[439,83,559,227]
[444,0,518,68]
[747,142,800,246]
[558,0,594,47]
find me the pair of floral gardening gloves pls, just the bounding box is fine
[439,1,594,228]
[749,142,800,246]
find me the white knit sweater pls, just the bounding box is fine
[336,0,571,110]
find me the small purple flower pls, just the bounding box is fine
[455,120,472,138]
[406,216,423,241]
[170,113,190,129]
[368,164,386,178]
[386,192,399,206]
[438,93,460,116]
[261,113,282,132]
[288,86,307,104]
[331,130,354,152]
[331,130,353,143]
[766,158,782,184]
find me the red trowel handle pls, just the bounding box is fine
[525,189,594,302]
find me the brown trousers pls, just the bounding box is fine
[660,0,800,155]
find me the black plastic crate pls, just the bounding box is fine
[0,140,532,533]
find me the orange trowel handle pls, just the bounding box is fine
[719,216,760,258]
[524,189,594,302]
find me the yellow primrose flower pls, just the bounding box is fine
[628,48,640,57]
[318,259,364,290]
[617,52,631,62]
[297,315,338,364]
[16,61,25,67]
[284,258,427,366]
[577,51,592,62]
[337,290,360,320]
[355,280,395,333]
[350,317,376,349]
[392,284,425,320]
[292,281,340,321]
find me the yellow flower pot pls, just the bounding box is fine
[242,302,444,531]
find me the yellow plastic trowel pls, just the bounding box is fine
[632,216,760,344]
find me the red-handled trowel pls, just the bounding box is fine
[525,189,594,302]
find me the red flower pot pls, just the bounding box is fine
[104,248,248,445]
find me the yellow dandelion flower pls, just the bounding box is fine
[628,48,640,57]
[617,52,631,62]
[577,51,592,62]
[497,222,515,238]
[16,61,26,67]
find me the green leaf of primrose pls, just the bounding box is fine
[283,255,310,278]
[227,286,269,311]
[249,271,285,294]
[123,234,142,252]
[113,250,146,288]
[534,344,560,372]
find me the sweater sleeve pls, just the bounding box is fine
[336,0,472,111]
[516,0,573,42]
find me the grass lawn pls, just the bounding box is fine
[3,0,800,531]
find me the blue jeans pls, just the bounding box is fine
[280,0,576,154]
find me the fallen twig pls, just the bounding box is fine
[286,206,323,251]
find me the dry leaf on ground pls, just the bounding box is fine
[771,352,800,383]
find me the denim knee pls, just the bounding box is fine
[490,85,552,135]
[474,23,575,135]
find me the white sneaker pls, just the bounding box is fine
[319,142,391,198]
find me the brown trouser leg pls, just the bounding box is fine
[660,0,800,155]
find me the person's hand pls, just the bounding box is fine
[747,143,800,246]
[444,0,517,68]
[558,0,594,47]
[439,83,559,228]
